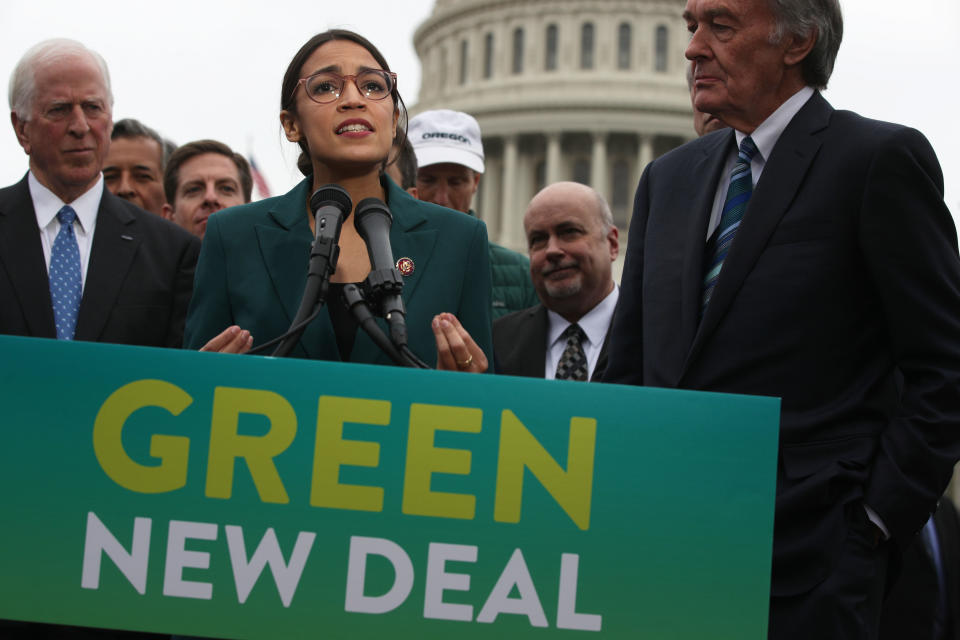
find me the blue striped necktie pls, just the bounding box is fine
[49,205,83,340]
[702,136,758,314]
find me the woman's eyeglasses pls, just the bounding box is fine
[294,69,396,104]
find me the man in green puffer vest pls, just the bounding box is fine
[409,109,538,319]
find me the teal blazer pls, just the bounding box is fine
[184,176,493,366]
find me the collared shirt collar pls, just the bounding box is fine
[547,285,619,348]
[30,172,103,234]
[734,86,815,164]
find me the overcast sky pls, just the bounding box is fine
[1,0,957,228]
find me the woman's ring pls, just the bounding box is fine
[457,354,474,368]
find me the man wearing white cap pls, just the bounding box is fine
[408,109,537,319]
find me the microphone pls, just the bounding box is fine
[354,197,410,349]
[355,198,396,273]
[267,184,352,357]
[355,197,403,315]
[312,185,352,246]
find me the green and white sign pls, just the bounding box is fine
[0,335,779,638]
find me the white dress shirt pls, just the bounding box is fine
[706,86,815,239]
[29,172,103,286]
[545,286,619,380]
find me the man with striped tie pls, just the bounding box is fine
[0,39,199,349]
[604,0,960,637]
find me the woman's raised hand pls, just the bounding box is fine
[432,312,488,373]
[200,325,253,354]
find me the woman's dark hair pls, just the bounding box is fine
[281,29,407,177]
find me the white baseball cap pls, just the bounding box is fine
[408,109,485,174]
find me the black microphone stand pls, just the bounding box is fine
[340,284,411,366]
[249,184,352,358]
[360,270,430,368]
[349,197,429,368]
[270,234,338,358]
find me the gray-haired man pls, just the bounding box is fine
[605,0,960,636]
[0,39,198,349]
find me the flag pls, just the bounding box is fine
[249,156,272,199]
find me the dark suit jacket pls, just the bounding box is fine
[0,176,197,638]
[881,497,960,640]
[493,304,610,381]
[184,176,493,366]
[605,92,960,597]
[0,175,200,347]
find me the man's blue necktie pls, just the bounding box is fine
[49,205,82,340]
[702,136,758,314]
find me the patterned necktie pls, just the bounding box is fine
[555,323,588,381]
[49,205,83,340]
[702,136,758,314]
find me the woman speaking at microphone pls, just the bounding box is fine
[184,29,491,371]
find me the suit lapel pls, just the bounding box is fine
[683,93,831,376]
[519,306,550,377]
[676,131,734,377]
[0,176,56,337]
[590,309,616,382]
[254,180,336,360]
[75,190,140,341]
[387,185,437,310]
[255,185,311,326]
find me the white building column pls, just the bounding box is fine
[635,134,654,187]
[590,131,608,198]
[500,135,522,249]
[480,147,500,241]
[545,132,562,185]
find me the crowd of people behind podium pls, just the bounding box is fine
[2,0,960,636]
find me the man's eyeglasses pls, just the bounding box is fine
[294,69,397,105]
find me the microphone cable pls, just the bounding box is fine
[353,197,429,368]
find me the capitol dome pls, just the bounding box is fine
[411,0,694,252]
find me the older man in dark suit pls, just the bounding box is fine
[0,38,199,349]
[494,181,618,381]
[0,34,199,640]
[604,0,960,637]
